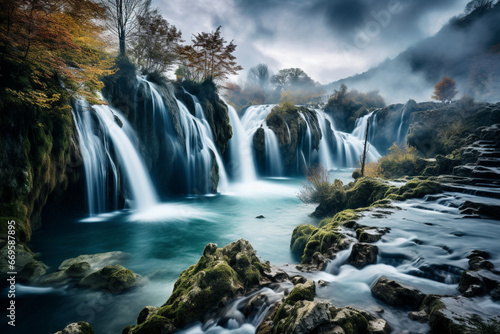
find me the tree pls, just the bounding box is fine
[271,68,316,93]
[0,0,113,106]
[100,0,151,57]
[247,63,271,91]
[178,26,243,83]
[130,9,183,74]
[465,0,494,14]
[432,76,458,103]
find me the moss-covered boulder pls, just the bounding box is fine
[0,241,46,284]
[78,264,139,291]
[125,239,278,334]
[54,321,94,334]
[290,225,318,257]
[345,177,396,209]
[264,300,390,334]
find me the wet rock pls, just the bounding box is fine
[78,264,139,291]
[18,260,47,282]
[368,318,392,334]
[66,262,91,278]
[137,306,159,324]
[286,279,316,304]
[458,269,500,297]
[371,277,425,310]
[59,251,128,271]
[54,321,94,334]
[318,280,328,287]
[423,295,500,333]
[356,227,387,243]
[255,215,265,219]
[347,243,379,269]
[0,243,46,283]
[290,275,307,285]
[409,310,429,323]
[125,239,279,333]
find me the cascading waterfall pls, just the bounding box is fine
[241,105,284,176]
[352,110,378,143]
[72,100,158,215]
[315,110,381,168]
[137,78,228,194]
[396,101,414,145]
[226,103,257,182]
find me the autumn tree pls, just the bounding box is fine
[100,0,151,57]
[178,26,243,83]
[270,68,323,104]
[0,0,113,106]
[130,9,183,74]
[432,76,458,103]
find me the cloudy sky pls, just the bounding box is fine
[157,0,470,85]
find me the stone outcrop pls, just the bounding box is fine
[371,277,426,310]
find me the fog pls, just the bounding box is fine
[157,0,499,103]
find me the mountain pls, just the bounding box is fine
[326,3,500,104]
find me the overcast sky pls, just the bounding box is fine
[157,0,470,85]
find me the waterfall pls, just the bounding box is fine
[241,105,284,177]
[226,103,257,182]
[72,100,158,215]
[137,78,228,194]
[316,110,381,168]
[263,127,284,176]
[396,101,415,146]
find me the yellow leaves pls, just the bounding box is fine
[5,88,63,109]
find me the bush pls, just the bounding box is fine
[377,144,420,178]
[298,165,345,205]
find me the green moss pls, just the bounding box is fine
[345,177,394,209]
[108,268,137,290]
[334,308,369,334]
[128,315,172,334]
[285,281,316,305]
[332,209,358,223]
[0,216,31,243]
[290,225,318,256]
[397,179,442,199]
[76,322,94,334]
[302,226,343,263]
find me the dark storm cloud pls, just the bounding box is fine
[158,0,470,83]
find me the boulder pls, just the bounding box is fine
[347,243,379,269]
[78,264,139,291]
[59,251,128,271]
[422,295,500,333]
[124,239,280,333]
[137,306,159,324]
[54,321,94,334]
[356,227,386,243]
[371,277,425,310]
[66,262,91,278]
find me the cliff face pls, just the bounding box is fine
[0,93,83,234]
[102,61,232,195]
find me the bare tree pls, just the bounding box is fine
[100,0,151,56]
[247,63,271,91]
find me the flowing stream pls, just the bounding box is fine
[9,175,500,334]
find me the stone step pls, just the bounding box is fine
[476,158,500,168]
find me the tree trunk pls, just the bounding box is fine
[361,118,370,176]
[119,33,126,57]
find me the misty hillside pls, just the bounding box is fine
[327,2,500,103]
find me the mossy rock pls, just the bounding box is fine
[290,225,318,256]
[286,279,316,305]
[345,177,395,209]
[54,321,94,334]
[18,260,47,282]
[124,315,174,334]
[78,264,139,291]
[129,239,271,333]
[302,225,344,263]
[397,179,442,199]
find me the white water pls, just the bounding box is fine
[137,78,228,194]
[226,103,257,183]
[241,105,284,176]
[72,100,158,214]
